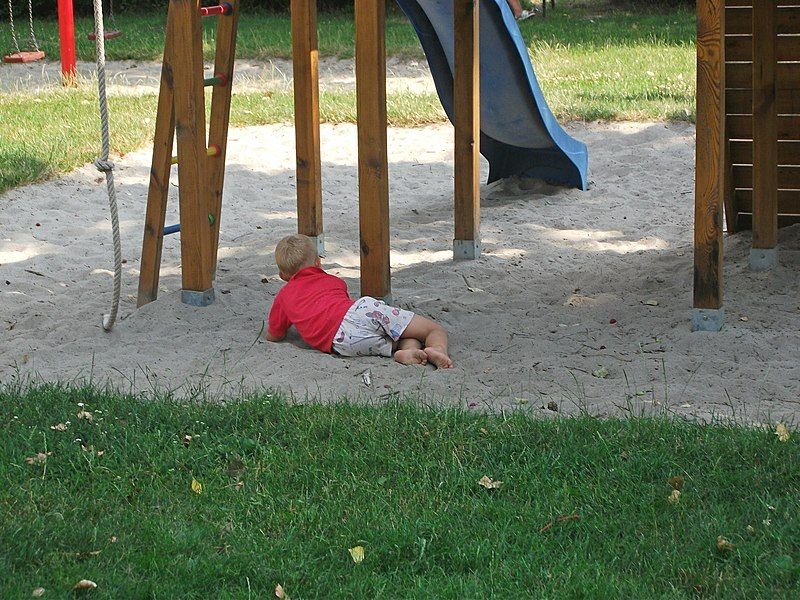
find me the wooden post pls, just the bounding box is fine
[137,19,177,307]
[355,0,391,300]
[692,0,725,331]
[208,0,240,276]
[453,0,481,260]
[750,1,778,270]
[291,0,324,256]
[172,0,214,306]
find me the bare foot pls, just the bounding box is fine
[424,346,453,369]
[394,348,429,366]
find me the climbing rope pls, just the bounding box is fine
[92,0,122,331]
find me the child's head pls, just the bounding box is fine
[275,234,319,280]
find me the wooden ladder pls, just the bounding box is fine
[137,0,239,307]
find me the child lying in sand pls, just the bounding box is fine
[266,234,453,368]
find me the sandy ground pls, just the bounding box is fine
[3,117,800,423]
[1,58,436,94]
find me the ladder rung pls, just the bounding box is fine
[200,3,233,17]
[203,73,229,87]
[164,224,181,236]
[171,144,221,165]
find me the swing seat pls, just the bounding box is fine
[87,30,122,41]
[3,50,45,63]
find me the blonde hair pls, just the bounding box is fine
[275,234,317,276]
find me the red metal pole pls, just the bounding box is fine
[57,0,77,84]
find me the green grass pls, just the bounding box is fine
[0,4,698,192]
[1,385,798,598]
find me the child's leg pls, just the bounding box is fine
[400,315,453,369]
[393,337,428,366]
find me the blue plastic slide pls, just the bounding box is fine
[395,0,589,190]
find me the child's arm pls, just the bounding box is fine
[267,293,290,343]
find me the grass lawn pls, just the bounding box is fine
[1,385,798,598]
[0,4,696,192]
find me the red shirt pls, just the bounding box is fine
[268,267,354,353]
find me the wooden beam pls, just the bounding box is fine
[693,0,725,328]
[137,15,177,307]
[171,0,214,302]
[453,0,480,259]
[208,0,240,276]
[751,1,778,258]
[291,0,324,253]
[354,0,391,299]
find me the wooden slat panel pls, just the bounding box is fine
[725,62,800,90]
[727,88,800,114]
[730,140,800,164]
[726,6,800,35]
[726,35,800,62]
[732,165,800,189]
[727,115,800,140]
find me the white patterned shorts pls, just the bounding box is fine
[332,297,416,357]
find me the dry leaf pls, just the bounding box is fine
[775,422,790,442]
[592,367,609,379]
[182,434,193,447]
[667,489,681,504]
[515,397,529,405]
[32,588,45,597]
[50,423,67,431]
[275,583,290,599]
[547,400,559,412]
[22,353,29,364]
[668,475,685,491]
[77,410,93,423]
[643,299,659,306]
[477,475,502,490]
[746,525,756,534]
[235,481,245,491]
[716,536,734,552]
[620,451,630,461]
[72,579,97,591]
[739,315,749,322]
[25,452,51,465]
[348,546,365,563]
[479,428,489,435]
[191,479,203,494]
[110,536,118,543]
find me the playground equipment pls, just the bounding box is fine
[693,0,800,331]
[87,0,122,41]
[3,0,45,63]
[137,0,587,308]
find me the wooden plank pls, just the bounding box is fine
[694,0,725,311]
[208,0,240,276]
[726,35,800,62]
[291,0,324,244]
[137,12,177,307]
[453,0,480,255]
[726,6,800,35]
[171,0,213,294]
[734,189,800,213]
[354,0,390,299]
[751,1,779,251]
[732,165,800,189]
[729,140,800,165]
[725,62,800,90]
[727,88,800,114]
[736,213,800,230]
[727,114,800,140]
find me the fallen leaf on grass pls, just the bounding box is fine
[32,588,45,597]
[746,525,756,534]
[716,536,734,552]
[191,479,203,494]
[25,452,51,465]
[348,546,365,563]
[77,410,93,423]
[668,475,685,491]
[515,397,529,405]
[72,579,97,591]
[275,583,290,599]
[477,475,502,490]
[775,422,790,442]
[592,367,609,379]
[667,489,681,504]
[50,423,68,431]
[539,514,581,533]
[235,481,245,491]
[182,434,193,447]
